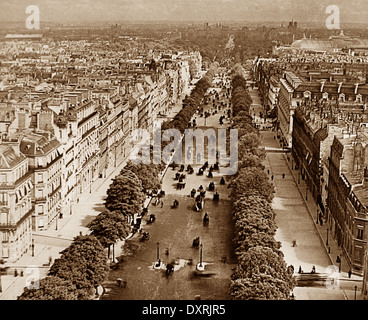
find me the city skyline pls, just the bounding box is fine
[0,0,367,25]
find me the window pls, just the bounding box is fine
[357,227,364,240]
[0,174,7,184]
[37,173,43,183]
[38,219,44,228]
[0,212,7,225]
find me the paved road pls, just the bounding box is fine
[102,83,236,300]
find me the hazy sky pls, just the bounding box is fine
[1,0,367,24]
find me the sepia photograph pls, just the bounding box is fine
[0,0,367,309]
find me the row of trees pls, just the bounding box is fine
[228,69,296,300]
[18,160,164,300]
[161,62,219,134]
[18,235,109,300]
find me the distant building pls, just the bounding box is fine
[4,34,43,41]
[289,30,368,53]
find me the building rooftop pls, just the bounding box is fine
[0,145,26,170]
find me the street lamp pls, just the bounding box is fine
[326,228,329,246]
[306,187,308,201]
[355,285,358,300]
[316,210,319,224]
[199,243,203,268]
[31,239,35,257]
[156,242,160,260]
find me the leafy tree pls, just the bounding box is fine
[233,211,277,247]
[230,274,293,300]
[88,210,131,258]
[231,246,295,300]
[234,231,281,255]
[230,167,274,202]
[48,235,109,300]
[122,161,161,193]
[105,174,145,216]
[18,276,79,300]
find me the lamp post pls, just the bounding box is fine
[316,209,319,224]
[31,238,34,257]
[199,243,203,268]
[306,186,308,201]
[156,242,160,260]
[355,285,358,300]
[326,228,329,246]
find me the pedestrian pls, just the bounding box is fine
[267,169,270,174]
[271,175,274,180]
[282,173,285,179]
[311,266,316,274]
[161,200,164,208]
[348,269,352,278]
[298,266,303,274]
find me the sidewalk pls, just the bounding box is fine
[250,84,363,299]
[284,150,362,279]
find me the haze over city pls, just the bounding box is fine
[0,0,367,25]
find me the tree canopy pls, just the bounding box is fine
[105,174,146,216]
[48,235,109,300]
[88,210,131,248]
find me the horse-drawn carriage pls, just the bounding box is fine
[203,212,209,225]
[141,232,150,242]
[195,196,204,212]
[190,188,196,198]
[192,237,200,248]
[172,199,179,208]
[147,214,156,224]
[208,182,215,191]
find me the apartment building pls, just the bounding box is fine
[0,143,33,262]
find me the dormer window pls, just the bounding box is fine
[339,93,345,102]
